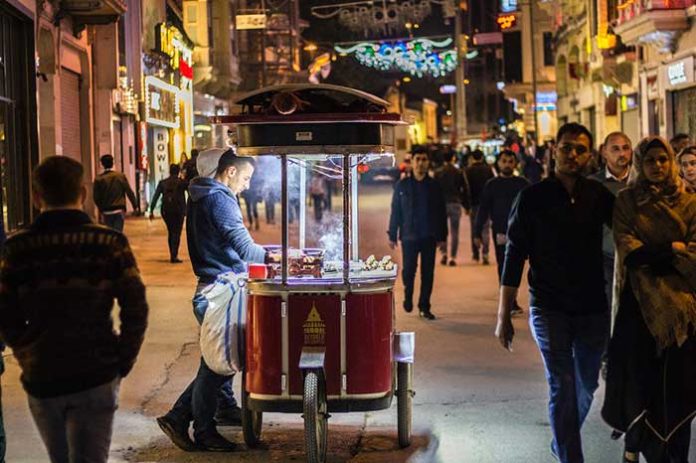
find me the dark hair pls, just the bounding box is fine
[556,123,594,150]
[33,156,84,207]
[170,164,181,176]
[216,149,256,176]
[498,149,518,163]
[100,154,114,169]
[471,149,484,161]
[412,145,428,156]
[191,149,199,159]
[671,133,690,144]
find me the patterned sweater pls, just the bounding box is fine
[0,210,148,398]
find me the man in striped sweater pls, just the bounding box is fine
[0,156,148,463]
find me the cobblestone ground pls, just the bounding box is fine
[2,184,693,462]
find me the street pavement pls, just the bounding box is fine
[2,184,693,462]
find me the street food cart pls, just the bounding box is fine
[212,84,415,463]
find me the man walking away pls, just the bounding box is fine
[388,149,447,320]
[158,149,266,452]
[183,149,199,183]
[496,123,614,463]
[434,149,471,266]
[93,154,139,232]
[464,149,494,264]
[474,150,529,315]
[0,156,148,463]
[588,132,632,315]
[150,163,188,263]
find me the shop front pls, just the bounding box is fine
[0,2,39,232]
[667,56,696,140]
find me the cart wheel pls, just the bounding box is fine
[397,362,413,448]
[303,371,328,463]
[241,384,263,448]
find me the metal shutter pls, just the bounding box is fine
[60,68,82,162]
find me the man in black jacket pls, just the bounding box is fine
[474,150,529,314]
[434,150,471,266]
[388,149,447,320]
[496,123,614,463]
[464,150,495,264]
[93,154,139,232]
[149,164,188,263]
[0,156,148,463]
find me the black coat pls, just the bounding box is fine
[388,176,447,243]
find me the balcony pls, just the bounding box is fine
[59,0,126,33]
[614,0,693,52]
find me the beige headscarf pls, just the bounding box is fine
[614,136,696,349]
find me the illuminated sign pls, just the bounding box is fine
[439,85,457,94]
[155,23,194,79]
[145,76,180,129]
[497,14,517,30]
[500,0,518,12]
[666,57,694,88]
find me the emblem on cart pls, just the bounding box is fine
[303,304,326,345]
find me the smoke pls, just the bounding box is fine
[315,213,345,261]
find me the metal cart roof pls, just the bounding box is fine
[210,84,405,156]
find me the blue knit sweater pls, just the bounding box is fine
[187,177,266,281]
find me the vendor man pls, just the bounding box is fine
[158,148,266,452]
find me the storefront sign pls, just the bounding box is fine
[145,76,180,129]
[153,128,169,184]
[155,23,194,78]
[500,0,518,12]
[497,13,517,30]
[236,14,267,30]
[666,56,694,88]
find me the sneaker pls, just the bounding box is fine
[440,255,448,266]
[510,305,524,316]
[482,255,490,265]
[403,301,413,313]
[419,310,436,321]
[448,259,456,266]
[195,431,237,452]
[170,258,184,264]
[472,254,480,262]
[156,415,196,452]
[215,405,242,426]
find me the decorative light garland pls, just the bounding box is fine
[335,38,457,78]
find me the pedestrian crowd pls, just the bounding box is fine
[388,126,695,463]
[0,120,691,463]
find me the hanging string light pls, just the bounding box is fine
[335,38,457,78]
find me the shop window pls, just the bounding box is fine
[543,32,554,67]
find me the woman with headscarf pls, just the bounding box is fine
[677,145,696,194]
[602,136,696,463]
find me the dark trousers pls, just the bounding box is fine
[244,198,259,225]
[530,308,609,463]
[443,203,462,259]
[167,287,237,439]
[265,198,276,224]
[401,238,436,311]
[469,205,490,258]
[494,243,506,282]
[162,212,185,260]
[312,194,324,221]
[102,212,125,232]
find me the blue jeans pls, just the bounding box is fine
[529,307,609,463]
[102,212,125,232]
[168,286,236,439]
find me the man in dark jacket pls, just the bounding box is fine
[0,156,148,463]
[474,150,529,315]
[388,150,447,320]
[93,154,139,232]
[434,150,471,266]
[149,164,188,263]
[158,149,266,452]
[496,123,614,463]
[464,150,495,264]
[182,149,199,183]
